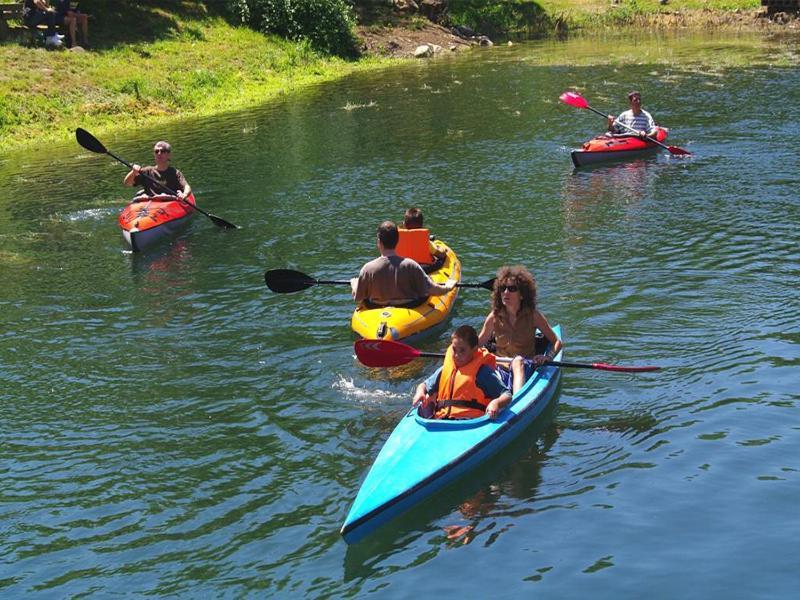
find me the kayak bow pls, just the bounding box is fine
[571,127,669,167]
[118,193,196,252]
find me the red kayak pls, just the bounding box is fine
[571,127,669,167]
[118,193,196,252]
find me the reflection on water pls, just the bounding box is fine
[564,158,664,207]
[343,401,561,580]
[130,237,194,278]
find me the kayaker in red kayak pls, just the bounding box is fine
[123,140,192,202]
[413,325,512,420]
[350,221,456,308]
[607,90,657,138]
[478,265,563,395]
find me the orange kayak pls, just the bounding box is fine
[118,194,196,252]
[571,127,669,167]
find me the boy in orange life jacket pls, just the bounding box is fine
[396,207,446,266]
[413,325,512,420]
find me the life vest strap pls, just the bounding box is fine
[435,399,486,412]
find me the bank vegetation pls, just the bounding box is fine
[0,0,778,151]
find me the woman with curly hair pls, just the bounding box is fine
[478,265,563,394]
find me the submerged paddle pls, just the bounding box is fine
[264,268,495,294]
[559,91,691,156]
[354,338,660,373]
[75,128,239,229]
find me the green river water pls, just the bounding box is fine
[1,31,799,597]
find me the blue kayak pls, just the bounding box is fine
[341,325,563,543]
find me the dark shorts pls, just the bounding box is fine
[497,359,536,388]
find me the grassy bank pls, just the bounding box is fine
[0,3,394,152]
[0,0,768,152]
[529,0,762,30]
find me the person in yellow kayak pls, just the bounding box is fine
[123,140,192,202]
[395,207,446,267]
[350,221,456,308]
[607,90,657,138]
[413,325,512,420]
[478,265,563,395]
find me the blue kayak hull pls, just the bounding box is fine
[341,325,563,544]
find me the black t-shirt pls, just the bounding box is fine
[133,166,188,196]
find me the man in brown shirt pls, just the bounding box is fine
[351,221,456,307]
[123,140,192,201]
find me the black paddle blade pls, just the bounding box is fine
[455,277,496,290]
[207,213,239,230]
[264,269,316,293]
[75,128,107,154]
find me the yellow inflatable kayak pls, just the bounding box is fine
[351,239,461,342]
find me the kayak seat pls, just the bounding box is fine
[362,297,428,310]
[421,254,445,274]
[417,400,485,420]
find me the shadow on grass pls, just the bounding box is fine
[76,0,231,49]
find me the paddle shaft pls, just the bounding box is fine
[354,339,660,372]
[404,351,657,372]
[307,280,489,289]
[266,266,496,295]
[403,350,585,368]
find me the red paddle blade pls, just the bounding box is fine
[559,91,588,109]
[666,145,692,156]
[354,339,420,367]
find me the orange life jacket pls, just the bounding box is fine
[434,346,497,419]
[396,228,434,265]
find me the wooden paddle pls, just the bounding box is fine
[354,338,660,372]
[264,268,495,294]
[75,128,239,229]
[559,91,691,156]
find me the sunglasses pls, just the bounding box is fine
[154,149,170,154]
[499,284,518,293]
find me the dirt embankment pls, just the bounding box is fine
[358,21,474,58]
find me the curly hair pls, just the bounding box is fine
[491,265,537,317]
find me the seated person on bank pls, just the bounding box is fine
[22,0,63,47]
[351,221,456,308]
[413,325,512,420]
[54,0,89,48]
[395,207,446,268]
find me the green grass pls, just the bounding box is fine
[555,0,763,29]
[448,0,762,35]
[0,3,394,152]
